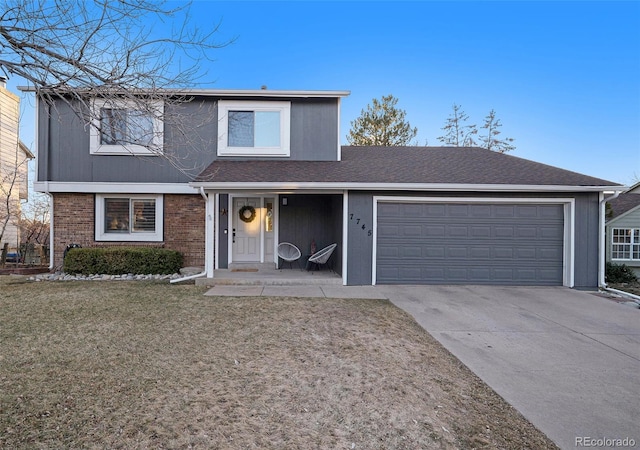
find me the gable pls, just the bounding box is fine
[607,204,640,228]
[606,193,640,222]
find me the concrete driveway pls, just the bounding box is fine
[384,285,640,450]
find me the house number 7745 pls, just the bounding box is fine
[350,213,372,237]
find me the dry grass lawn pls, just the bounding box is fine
[0,277,557,449]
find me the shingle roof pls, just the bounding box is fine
[195,146,620,188]
[607,193,640,220]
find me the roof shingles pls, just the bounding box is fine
[195,146,619,187]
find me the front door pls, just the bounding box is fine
[232,197,262,262]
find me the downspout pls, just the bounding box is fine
[170,187,209,284]
[41,101,54,271]
[599,190,623,289]
[47,183,54,270]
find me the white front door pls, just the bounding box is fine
[232,197,262,262]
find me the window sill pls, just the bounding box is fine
[90,145,161,156]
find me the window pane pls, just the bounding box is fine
[101,108,154,146]
[255,111,280,147]
[613,229,632,244]
[101,108,127,145]
[105,199,130,232]
[132,200,156,232]
[228,111,254,147]
[127,110,155,146]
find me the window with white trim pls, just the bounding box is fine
[95,194,163,241]
[611,228,640,260]
[217,100,290,157]
[90,100,163,155]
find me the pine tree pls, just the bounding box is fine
[437,104,478,147]
[347,95,418,146]
[480,109,516,153]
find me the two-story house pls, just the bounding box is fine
[26,87,623,288]
[1,79,34,255]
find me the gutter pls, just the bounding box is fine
[598,189,624,289]
[189,181,623,193]
[170,187,209,284]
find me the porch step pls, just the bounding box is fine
[195,268,342,287]
[228,262,277,271]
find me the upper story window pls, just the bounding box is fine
[611,228,640,260]
[90,100,163,155]
[217,100,290,157]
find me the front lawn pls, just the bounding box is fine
[0,277,557,449]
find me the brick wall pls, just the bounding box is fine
[53,193,205,270]
[164,194,205,267]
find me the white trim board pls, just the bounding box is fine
[191,181,620,193]
[371,196,576,288]
[34,181,195,194]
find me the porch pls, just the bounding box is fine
[213,193,344,278]
[195,263,342,286]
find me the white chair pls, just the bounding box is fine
[277,242,302,269]
[308,243,337,271]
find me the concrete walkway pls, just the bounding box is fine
[204,284,387,299]
[204,283,640,449]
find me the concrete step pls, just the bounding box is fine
[195,268,341,287]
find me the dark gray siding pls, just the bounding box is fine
[573,192,600,289]
[377,202,564,285]
[345,191,602,288]
[38,96,340,184]
[278,194,343,273]
[288,100,339,161]
[217,194,229,268]
[346,192,374,285]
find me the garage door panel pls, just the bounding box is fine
[377,202,564,285]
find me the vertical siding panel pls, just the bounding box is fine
[347,192,373,285]
[574,193,600,288]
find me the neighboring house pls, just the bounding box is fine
[606,186,640,277]
[26,87,624,288]
[1,78,34,254]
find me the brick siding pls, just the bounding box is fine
[53,193,205,270]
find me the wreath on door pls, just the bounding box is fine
[238,205,256,223]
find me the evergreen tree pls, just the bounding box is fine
[437,104,477,147]
[480,109,516,153]
[347,95,418,146]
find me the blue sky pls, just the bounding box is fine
[9,0,640,185]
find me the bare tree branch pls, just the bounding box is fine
[1,0,233,176]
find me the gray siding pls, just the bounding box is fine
[605,207,640,273]
[278,194,343,273]
[346,192,374,285]
[345,191,602,288]
[38,97,340,184]
[573,193,600,289]
[217,194,229,268]
[288,100,339,161]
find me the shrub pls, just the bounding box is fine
[605,262,638,284]
[64,247,183,275]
